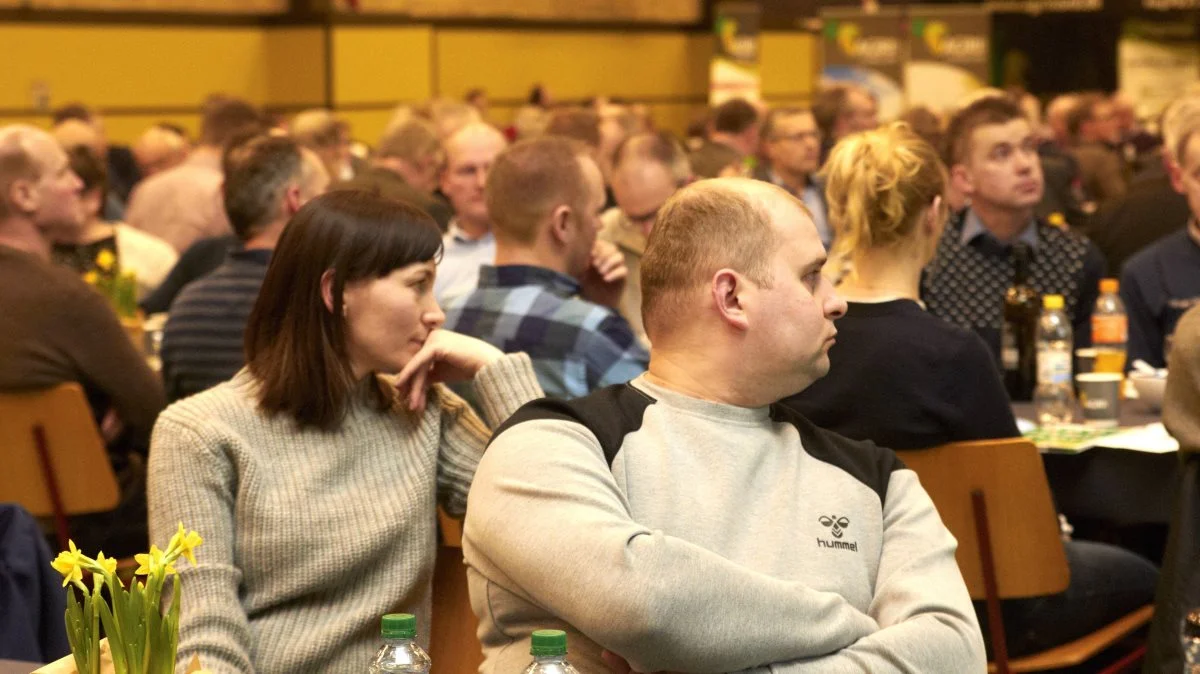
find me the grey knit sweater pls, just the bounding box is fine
[147,353,542,674]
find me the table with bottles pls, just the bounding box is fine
[1014,399,1176,528]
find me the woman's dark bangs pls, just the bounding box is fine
[341,197,444,282]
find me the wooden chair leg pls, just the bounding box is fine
[972,489,1010,674]
[33,423,70,550]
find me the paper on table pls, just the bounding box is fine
[1091,422,1179,453]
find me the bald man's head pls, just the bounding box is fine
[641,178,812,338]
[53,119,105,158]
[0,125,84,234]
[440,123,508,229]
[135,125,189,177]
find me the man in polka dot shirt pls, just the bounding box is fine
[922,96,1106,365]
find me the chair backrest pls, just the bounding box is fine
[0,383,119,517]
[896,438,1070,600]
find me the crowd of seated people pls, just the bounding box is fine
[5,82,1200,673]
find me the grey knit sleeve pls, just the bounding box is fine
[435,352,544,517]
[148,410,255,674]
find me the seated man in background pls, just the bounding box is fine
[126,97,263,253]
[0,125,164,557]
[132,124,190,179]
[923,96,1106,358]
[1087,95,1195,276]
[291,108,354,182]
[599,132,691,346]
[464,177,986,673]
[162,135,328,402]
[755,106,831,248]
[435,122,507,304]
[443,137,647,399]
[1067,94,1129,209]
[335,117,452,230]
[689,97,759,177]
[1120,108,1200,368]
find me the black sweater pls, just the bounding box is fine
[783,300,1019,451]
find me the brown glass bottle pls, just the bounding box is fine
[1001,243,1040,401]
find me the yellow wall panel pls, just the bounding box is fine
[0,24,269,110]
[28,0,285,11]
[340,110,406,147]
[332,26,433,105]
[435,30,712,102]
[264,27,326,107]
[760,31,817,100]
[351,0,700,23]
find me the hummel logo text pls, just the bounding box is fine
[817,515,857,552]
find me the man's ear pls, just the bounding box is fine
[283,184,302,216]
[949,163,974,200]
[7,177,37,214]
[549,204,572,246]
[1167,154,1186,194]
[711,269,750,331]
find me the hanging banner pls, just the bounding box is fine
[1119,20,1200,120]
[710,1,762,105]
[820,7,906,121]
[906,7,992,113]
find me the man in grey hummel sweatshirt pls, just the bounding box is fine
[463,178,986,673]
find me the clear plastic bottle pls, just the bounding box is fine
[1034,294,1075,426]
[368,613,431,673]
[1185,608,1200,673]
[522,629,581,674]
[1091,278,1128,374]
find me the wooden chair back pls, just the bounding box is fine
[0,383,119,548]
[430,508,483,673]
[897,438,1069,599]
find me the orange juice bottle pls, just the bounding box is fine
[1091,278,1127,374]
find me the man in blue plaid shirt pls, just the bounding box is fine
[442,137,649,398]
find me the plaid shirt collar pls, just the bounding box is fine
[477,264,580,299]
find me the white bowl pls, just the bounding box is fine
[1129,372,1167,410]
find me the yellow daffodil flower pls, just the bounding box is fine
[83,271,99,286]
[51,540,86,587]
[95,249,116,272]
[94,551,118,577]
[134,544,176,577]
[1047,212,1067,229]
[171,522,203,566]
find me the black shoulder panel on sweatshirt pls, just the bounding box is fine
[488,384,657,466]
[769,402,906,505]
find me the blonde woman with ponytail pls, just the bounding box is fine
[783,122,1019,450]
[787,122,1161,663]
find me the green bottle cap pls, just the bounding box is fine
[381,613,416,639]
[530,629,567,657]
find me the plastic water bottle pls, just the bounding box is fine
[1185,608,1200,673]
[1034,294,1075,426]
[1091,278,1128,374]
[368,614,430,673]
[522,629,581,674]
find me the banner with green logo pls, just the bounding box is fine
[820,7,906,121]
[906,6,991,113]
[1119,19,1200,120]
[710,1,762,105]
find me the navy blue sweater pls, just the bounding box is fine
[1120,227,1200,368]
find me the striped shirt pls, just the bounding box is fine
[161,248,270,402]
[442,265,649,399]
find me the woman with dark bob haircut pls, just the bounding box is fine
[147,190,543,673]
